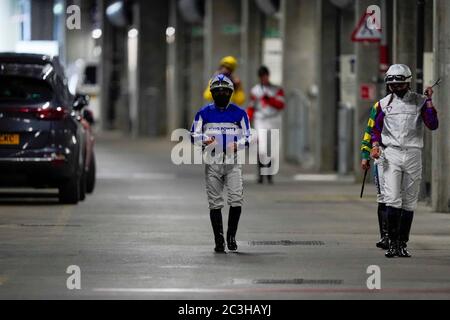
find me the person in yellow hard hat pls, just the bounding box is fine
[203,56,246,106]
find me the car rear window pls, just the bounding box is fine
[0,76,53,104]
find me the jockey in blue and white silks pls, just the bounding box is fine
[190,74,252,253]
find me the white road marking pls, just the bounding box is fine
[128,195,186,201]
[293,174,354,182]
[244,174,355,183]
[93,288,227,293]
[159,265,200,269]
[91,287,450,294]
[98,173,354,182]
[98,173,176,180]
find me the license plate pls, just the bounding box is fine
[0,134,20,145]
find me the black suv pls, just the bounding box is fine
[0,53,96,204]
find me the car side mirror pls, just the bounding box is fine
[73,94,90,111]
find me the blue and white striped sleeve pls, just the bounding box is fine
[236,111,253,149]
[190,112,207,147]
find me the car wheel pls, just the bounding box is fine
[86,153,96,194]
[59,174,80,204]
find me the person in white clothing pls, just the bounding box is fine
[371,64,439,258]
[247,66,285,184]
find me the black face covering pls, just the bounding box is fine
[212,89,232,109]
[394,88,408,98]
[389,84,409,98]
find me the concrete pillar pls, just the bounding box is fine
[30,0,54,40]
[393,0,417,87]
[65,0,109,131]
[281,0,319,169]
[204,0,242,84]
[111,28,128,132]
[136,1,169,136]
[317,0,339,172]
[0,0,23,51]
[167,0,188,133]
[99,0,114,130]
[65,0,97,65]
[432,0,450,212]
[241,0,263,99]
[353,0,381,177]
[337,5,356,174]
[421,0,434,201]
[187,27,205,123]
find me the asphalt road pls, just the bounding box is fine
[1,132,450,300]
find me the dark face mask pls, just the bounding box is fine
[394,89,408,98]
[389,84,409,98]
[212,90,232,109]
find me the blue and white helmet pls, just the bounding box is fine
[209,74,234,92]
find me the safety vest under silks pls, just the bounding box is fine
[371,91,439,148]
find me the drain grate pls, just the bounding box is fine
[254,279,343,285]
[249,240,325,246]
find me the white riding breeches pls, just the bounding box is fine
[374,153,386,204]
[254,115,282,172]
[205,163,243,210]
[382,146,422,211]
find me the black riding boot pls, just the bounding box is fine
[266,161,273,184]
[257,161,264,184]
[385,206,401,258]
[210,209,225,253]
[376,203,389,249]
[227,206,242,251]
[398,210,414,258]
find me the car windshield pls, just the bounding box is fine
[0,75,53,104]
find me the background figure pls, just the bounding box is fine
[247,66,285,184]
[360,102,389,250]
[203,56,246,106]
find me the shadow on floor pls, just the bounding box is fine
[0,191,61,206]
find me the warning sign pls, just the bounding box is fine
[351,13,382,42]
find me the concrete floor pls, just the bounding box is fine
[1,132,450,300]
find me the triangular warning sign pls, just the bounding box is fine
[351,13,382,42]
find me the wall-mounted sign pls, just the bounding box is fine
[351,12,382,42]
[222,24,241,35]
[360,83,376,101]
[340,54,356,108]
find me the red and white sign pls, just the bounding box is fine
[360,84,376,101]
[351,12,382,42]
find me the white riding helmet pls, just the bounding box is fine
[385,64,412,84]
[210,74,234,92]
